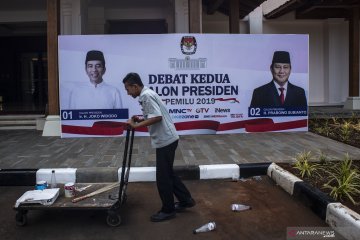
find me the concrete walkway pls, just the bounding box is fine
[1,106,360,170]
[1,129,359,170]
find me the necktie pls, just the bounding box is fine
[279,87,285,105]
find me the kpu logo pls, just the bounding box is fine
[180,36,197,55]
[169,36,206,70]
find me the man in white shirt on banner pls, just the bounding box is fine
[123,72,195,222]
[69,50,122,109]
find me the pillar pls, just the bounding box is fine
[189,0,202,33]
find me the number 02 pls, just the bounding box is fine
[249,108,260,116]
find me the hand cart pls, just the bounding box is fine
[14,128,135,227]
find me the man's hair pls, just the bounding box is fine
[122,72,144,87]
[85,50,105,67]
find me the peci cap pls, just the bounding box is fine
[85,50,105,66]
[272,51,291,64]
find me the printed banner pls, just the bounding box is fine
[59,34,309,138]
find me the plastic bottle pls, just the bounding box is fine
[231,204,251,212]
[50,170,57,188]
[193,222,216,234]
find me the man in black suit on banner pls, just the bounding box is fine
[250,51,307,108]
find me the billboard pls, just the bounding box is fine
[59,34,308,138]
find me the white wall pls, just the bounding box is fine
[264,20,326,104]
[325,19,349,104]
[202,9,355,106]
[263,18,350,105]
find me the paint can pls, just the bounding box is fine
[35,180,47,190]
[64,182,75,198]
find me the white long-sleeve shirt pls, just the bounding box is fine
[139,86,179,148]
[69,81,122,109]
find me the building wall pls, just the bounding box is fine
[0,10,46,23]
[202,11,249,33]
[264,19,325,104]
[87,3,174,34]
[262,17,350,105]
[202,11,352,106]
[0,1,357,107]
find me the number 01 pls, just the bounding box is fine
[62,111,73,120]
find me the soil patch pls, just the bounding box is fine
[309,118,360,149]
[303,118,360,213]
[277,161,360,214]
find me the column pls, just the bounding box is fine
[344,6,360,109]
[249,6,263,34]
[47,0,60,116]
[229,0,239,33]
[60,0,87,35]
[188,0,202,33]
[44,0,61,136]
[175,0,189,33]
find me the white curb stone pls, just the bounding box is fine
[326,203,360,240]
[118,167,156,182]
[37,168,77,184]
[267,163,302,195]
[200,164,239,180]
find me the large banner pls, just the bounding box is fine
[59,34,308,138]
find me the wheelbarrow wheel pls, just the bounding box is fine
[15,212,27,226]
[106,213,121,227]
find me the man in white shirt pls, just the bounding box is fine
[69,50,122,109]
[123,72,195,222]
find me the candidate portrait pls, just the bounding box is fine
[250,51,307,108]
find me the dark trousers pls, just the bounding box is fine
[156,140,192,213]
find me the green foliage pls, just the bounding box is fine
[322,154,360,205]
[340,120,352,142]
[331,117,339,125]
[293,151,320,178]
[354,121,360,131]
[313,119,331,136]
[317,150,328,165]
[350,112,359,124]
[308,117,360,205]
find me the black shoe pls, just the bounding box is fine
[150,211,176,222]
[174,198,196,212]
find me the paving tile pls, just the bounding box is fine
[1,114,360,170]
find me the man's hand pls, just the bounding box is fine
[132,115,144,123]
[126,118,136,129]
[127,115,162,129]
[127,115,145,129]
